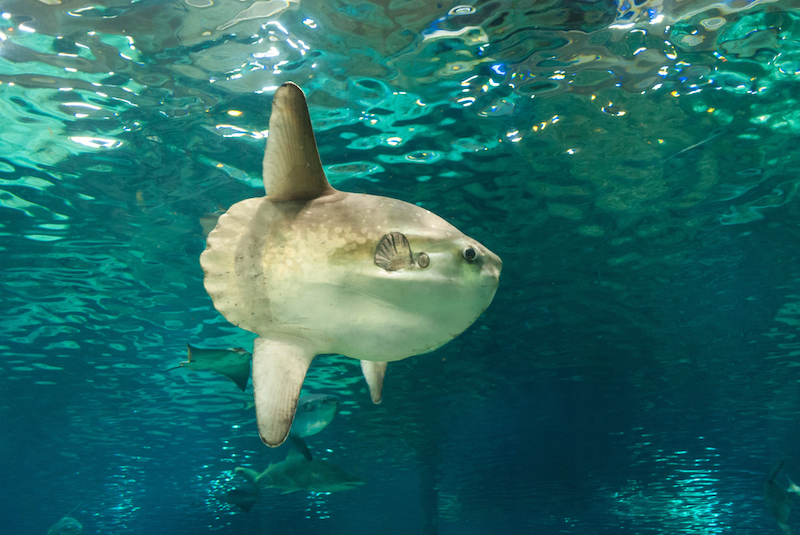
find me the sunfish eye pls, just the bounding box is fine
[463,247,478,262]
[416,253,430,268]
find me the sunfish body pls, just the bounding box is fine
[201,82,502,447]
[46,517,83,535]
[235,452,365,494]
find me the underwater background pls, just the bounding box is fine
[3,0,800,533]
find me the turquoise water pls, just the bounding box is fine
[3,0,800,533]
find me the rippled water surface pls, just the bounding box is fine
[3,1,800,533]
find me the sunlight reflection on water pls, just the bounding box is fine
[2,1,800,533]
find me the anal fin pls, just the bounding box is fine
[252,337,315,447]
[360,360,388,404]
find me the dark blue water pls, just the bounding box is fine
[3,0,800,533]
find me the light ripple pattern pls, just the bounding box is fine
[0,1,800,534]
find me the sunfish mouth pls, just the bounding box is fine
[481,247,503,283]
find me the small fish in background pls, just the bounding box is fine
[46,516,82,535]
[765,459,797,535]
[169,344,252,392]
[222,488,258,513]
[200,81,502,449]
[173,345,339,459]
[235,450,365,495]
[288,393,339,461]
[199,211,223,238]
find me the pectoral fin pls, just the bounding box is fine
[374,232,414,271]
[360,360,388,404]
[252,337,316,447]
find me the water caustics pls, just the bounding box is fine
[2,0,800,533]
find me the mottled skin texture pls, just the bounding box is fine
[203,191,500,360]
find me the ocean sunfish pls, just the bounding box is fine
[200,82,502,447]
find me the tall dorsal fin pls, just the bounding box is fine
[262,82,335,202]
